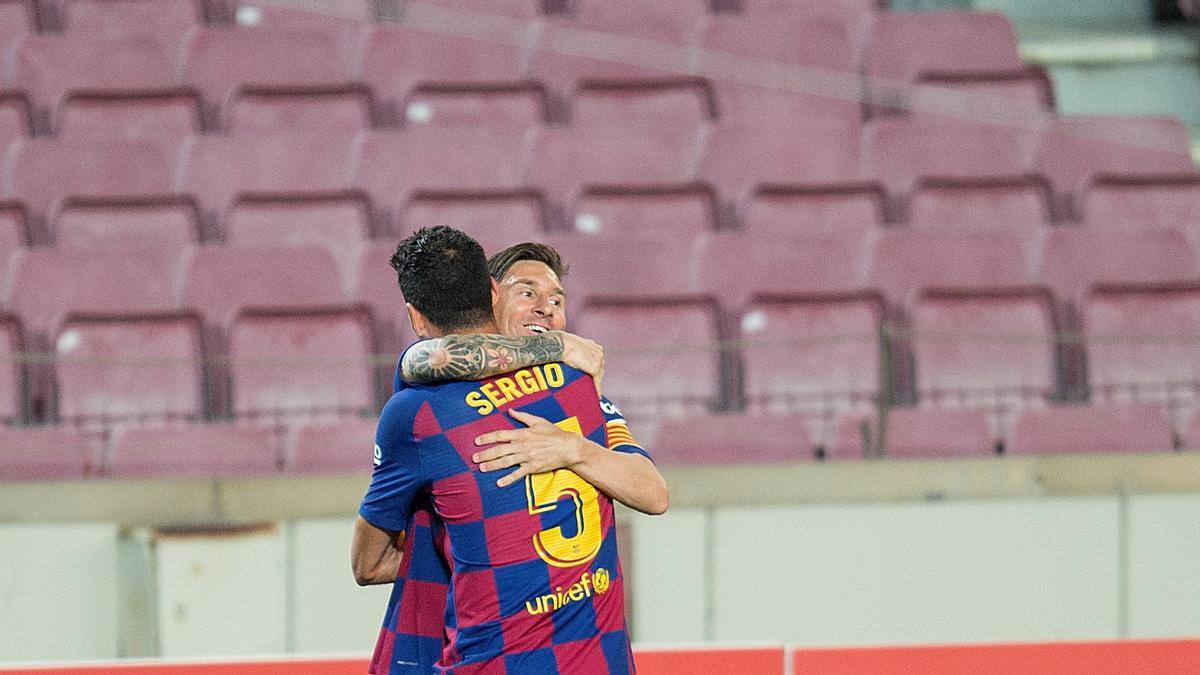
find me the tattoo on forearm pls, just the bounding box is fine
[402,333,564,383]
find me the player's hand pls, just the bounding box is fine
[551,330,605,396]
[472,409,586,488]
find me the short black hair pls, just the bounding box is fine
[487,241,569,281]
[389,226,494,332]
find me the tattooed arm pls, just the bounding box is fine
[401,330,604,385]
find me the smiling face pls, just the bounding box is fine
[494,260,567,336]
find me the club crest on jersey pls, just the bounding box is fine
[465,364,566,415]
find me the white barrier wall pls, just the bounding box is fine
[1127,494,1200,638]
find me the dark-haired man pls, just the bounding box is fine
[353,228,650,673]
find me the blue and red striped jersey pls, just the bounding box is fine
[361,362,638,673]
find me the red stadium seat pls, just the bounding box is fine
[696,15,859,124]
[183,28,352,110]
[52,312,204,424]
[1008,404,1175,455]
[362,24,530,115]
[0,202,28,275]
[179,132,357,214]
[865,11,1022,86]
[543,234,699,303]
[528,126,699,205]
[0,1,34,52]
[288,416,379,472]
[3,138,174,220]
[228,306,376,420]
[1036,228,1197,306]
[573,300,722,421]
[740,294,883,416]
[9,248,181,334]
[881,407,996,459]
[646,413,817,465]
[906,70,1053,124]
[861,118,1039,196]
[1038,116,1197,201]
[226,88,373,135]
[1084,284,1200,404]
[570,185,717,237]
[9,35,177,113]
[224,192,373,292]
[181,245,346,330]
[869,229,1030,306]
[735,0,875,43]
[58,92,201,151]
[572,80,712,129]
[742,183,884,239]
[106,422,279,477]
[910,177,1051,231]
[911,288,1058,408]
[696,233,867,307]
[52,197,201,250]
[1082,175,1200,230]
[353,128,530,210]
[0,426,95,480]
[353,240,416,352]
[400,190,547,253]
[54,0,203,43]
[401,85,546,129]
[417,0,542,19]
[0,316,24,424]
[700,118,861,202]
[0,93,31,148]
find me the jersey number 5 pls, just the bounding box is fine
[525,416,602,568]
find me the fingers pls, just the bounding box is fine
[478,453,521,473]
[507,409,548,426]
[496,465,532,488]
[474,428,521,446]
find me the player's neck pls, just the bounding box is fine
[430,320,499,337]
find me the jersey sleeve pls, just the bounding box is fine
[598,396,652,462]
[358,394,426,532]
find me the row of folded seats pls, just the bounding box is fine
[0,118,1193,245]
[0,6,1038,138]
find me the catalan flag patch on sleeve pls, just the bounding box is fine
[605,419,639,450]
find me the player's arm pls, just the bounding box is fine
[401,331,604,387]
[351,517,404,586]
[473,409,669,515]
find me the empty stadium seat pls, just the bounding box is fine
[1084,284,1200,403]
[417,0,542,19]
[52,312,204,424]
[544,234,699,303]
[1083,175,1200,230]
[54,0,203,44]
[401,84,546,129]
[58,93,201,151]
[700,118,860,201]
[362,24,530,116]
[228,306,376,420]
[9,248,181,334]
[3,138,174,220]
[0,94,31,147]
[880,407,995,459]
[910,177,1051,230]
[400,190,546,253]
[0,426,94,480]
[1036,228,1197,305]
[9,35,177,114]
[741,183,884,239]
[528,126,699,204]
[227,88,373,135]
[353,240,415,351]
[696,233,867,307]
[183,28,351,109]
[0,316,23,424]
[573,300,722,421]
[224,192,372,293]
[740,294,883,415]
[181,245,346,330]
[734,0,875,44]
[0,202,28,273]
[572,80,713,128]
[1038,116,1197,202]
[911,288,1057,407]
[861,118,1039,196]
[52,197,201,250]
[179,133,357,214]
[571,185,717,237]
[869,229,1030,306]
[288,416,378,472]
[906,70,1052,125]
[1008,404,1175,455]
[353,128,530,210]
[696,15,859,124]
[865,12,1022,96]
[0,1,34,51]
[647,413,816,464]
[106,422,279,477]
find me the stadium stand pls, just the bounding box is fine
[905,70,1054,124]
[868,229,1031,306]
[1082,175,1200,230]
[52,197,201,249]
[1007,404,1177,455]
[0,316,24,424]
[0,0,34,51]
[645,413,817,464]
[570,185,718,238]
[0,93,30,146]
[1035,228,1198,307]
[909,176,1052,231]
[58,91,202,151]
[105,421,279,477]
[400,83,546,129]
[49,0,204,43]
[571,79,713,129]
[288,416,385,472]
[833,407,997,459]
[399,190,546,251]
[741,182,884,239]
[0,424,94,479]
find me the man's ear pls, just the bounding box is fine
[405,302,432,339]
[490,277,500,305]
